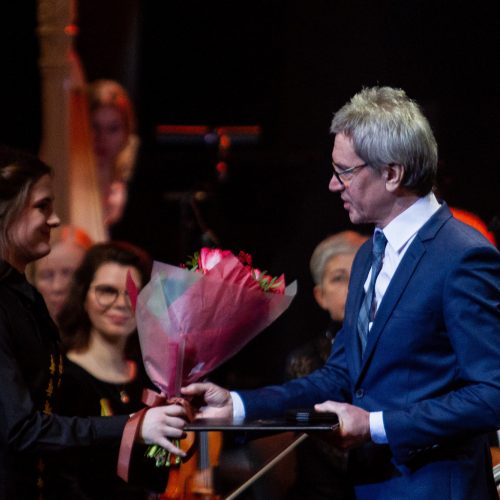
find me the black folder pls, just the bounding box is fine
[185,411,339,432]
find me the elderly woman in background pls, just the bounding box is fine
[0,145,185,499]
[286,230,368,378]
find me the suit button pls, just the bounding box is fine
[355,388,364,398]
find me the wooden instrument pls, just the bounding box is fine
[160,431,222,500]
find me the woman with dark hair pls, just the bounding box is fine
[0,145,186,499]
[58,241,150,360]
[44,241,166,499]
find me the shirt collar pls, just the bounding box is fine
[382,192,441,254]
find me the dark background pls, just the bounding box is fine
[1,0,499,386]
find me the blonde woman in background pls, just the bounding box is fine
[88,79,139,227]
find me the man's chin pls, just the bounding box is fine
[347,211,362,225]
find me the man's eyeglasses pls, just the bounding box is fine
[91,284,131,308]
[331,161,368,185]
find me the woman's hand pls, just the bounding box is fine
[139,404,188,456]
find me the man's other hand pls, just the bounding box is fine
[315,400,371,449]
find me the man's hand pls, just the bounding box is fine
[181,382,233,419]
[315,400,371,450]
[139,405,187,456]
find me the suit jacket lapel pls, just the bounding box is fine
[345,243,372,377]
[358,238,425,375]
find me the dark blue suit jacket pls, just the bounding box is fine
[239,204,500,499]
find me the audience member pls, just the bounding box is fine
[44,241,165,498]
[286,230,368,379]
[0,145,186,499]
[88,79,139,227]
[28,224,93,322]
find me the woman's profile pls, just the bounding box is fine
[0,145,186,499]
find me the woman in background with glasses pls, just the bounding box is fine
[44,241,166,499]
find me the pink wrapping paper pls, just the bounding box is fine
[135,253,297,397]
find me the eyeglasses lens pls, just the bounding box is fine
[94,286,119,307]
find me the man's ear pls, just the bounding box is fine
[313,285,328,311]
[385,164,405,192]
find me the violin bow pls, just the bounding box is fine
[224,433,308,500]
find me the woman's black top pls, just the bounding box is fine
[0,261,128,499]
[43,358,167,499]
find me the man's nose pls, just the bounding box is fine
[329,174,344,192]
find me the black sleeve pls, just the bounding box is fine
[0,309,128,454]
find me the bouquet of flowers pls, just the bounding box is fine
[136,248,296,399]
[118,248,296,478]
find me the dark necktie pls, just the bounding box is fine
[357,230,387,355]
